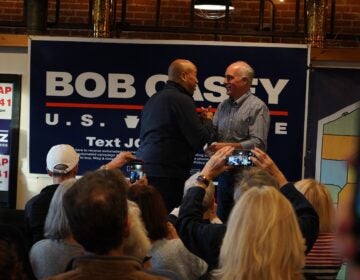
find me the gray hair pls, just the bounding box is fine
[233,167,279,202]
[44,178,77,239]
[184,172,215,211]
[123,200,151,259]
[234,61,255,83]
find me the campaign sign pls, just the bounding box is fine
[0,82,13,192]
[29,37,308,181]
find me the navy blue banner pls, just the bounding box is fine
[30,38,308,181]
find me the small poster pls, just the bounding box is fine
[0,82,13,192]
[0,83,13,119]
[0,155,9,191]
[0,75,21,207]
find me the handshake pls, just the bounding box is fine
[199,106,214,121]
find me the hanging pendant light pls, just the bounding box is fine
[194,0,234,20]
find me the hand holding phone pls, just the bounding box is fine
[127,160,145,183]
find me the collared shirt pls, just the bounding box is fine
[213,92,270,150]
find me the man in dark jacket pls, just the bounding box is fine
[137,59,215,212]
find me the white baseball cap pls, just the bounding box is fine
[46,144,80,174]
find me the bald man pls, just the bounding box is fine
[136,59,215,212]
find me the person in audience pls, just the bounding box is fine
[176,146,319,269]
[0,239,28,280]
[30,178,84,279]
[246,147,319,253]
[123,200,152,262]
[295,178,343,279]
[25,144,80,245]
[128,184,208,280]
[169,171,222,225]
[0,223,35,280]
[48,169,174,280]
[213,186,305,280]
[25,145,136,245]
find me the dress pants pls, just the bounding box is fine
[147,176,185,213]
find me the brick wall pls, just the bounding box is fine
[0,0,359,48]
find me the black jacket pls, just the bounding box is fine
[24,184,59,245]
[137,81,215,179]
[176,183,319,269]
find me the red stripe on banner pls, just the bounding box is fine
[46,102,144,110]
[195,107,217,113]
[270,111,288,116]
[46,102,289,116]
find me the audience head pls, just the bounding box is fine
[63,169,129,255]
[184,171,215,211]
[46,144,79,178]
[168,59,198,95]
[233,167,279,201]
[216,186,304,280]
[123,200,151,259]
[44,178,77,240]
[0,240,27,280]
[127,184,169,241]
[295,178,335,232]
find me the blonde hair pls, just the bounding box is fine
[295,178,335,232]
[214,186,305,280]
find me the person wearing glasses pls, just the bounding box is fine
[206,61,270,222]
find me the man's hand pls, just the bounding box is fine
[250,147,288,187]
[200,146,234,180]
[199,106,214,120]
[105,151,136,170]
[129,174,148,188]
[205,142,242,156]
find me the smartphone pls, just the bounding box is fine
[226,150,254,167]
[127,161,145,183]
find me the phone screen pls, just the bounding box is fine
[128,162,145,183]
[226,150,254,167]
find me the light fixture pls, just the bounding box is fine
[194,0,234,20]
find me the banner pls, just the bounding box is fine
[30,37,308,181]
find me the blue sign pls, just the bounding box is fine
[30,38,308,181]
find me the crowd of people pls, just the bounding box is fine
[0,58,357,279]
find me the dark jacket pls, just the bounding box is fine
[137,81,215,179]
[176,183,319,269]
[47,254,176,280]
[24,184,59,245]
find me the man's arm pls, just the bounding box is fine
[174,96,216,150]
[251,147,319,253]
[280,182,319,253]
[100,151,136,170]
[177,187,226,269]
[176,146,234,268]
